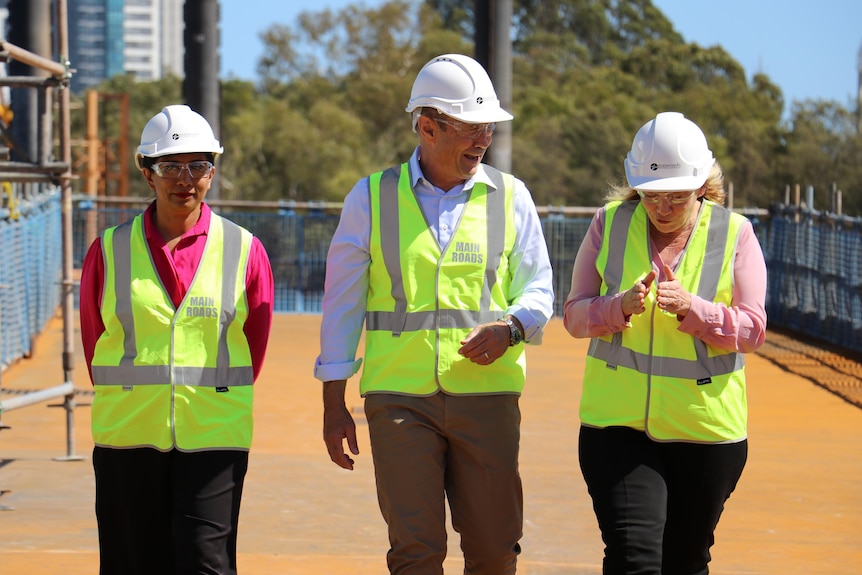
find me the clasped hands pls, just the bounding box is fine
[621,264,691,318]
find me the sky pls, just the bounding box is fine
[220,0,862,116]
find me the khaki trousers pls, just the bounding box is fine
[365,392,523,575]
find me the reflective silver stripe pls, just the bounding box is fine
[593,202,741,377]
[109,220,140,373]
[481,166,506,312]
[600,202,636,369]
[692,206,732,363]
[101,214,250,387]
[91,365,254,387]
[589,337,744,377]
[603,201,636,294]
[377,167,407,335]
[370,165,507,334]
[697,206,731,301]
[217,219,243,377]
[366,309,500,331]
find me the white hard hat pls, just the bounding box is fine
[135,105,223,169]
[624,111,715,191]
[405,53,513,125]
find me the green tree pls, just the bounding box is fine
[70,0,862,215]
[241,0,470,201]
[781,100,862,214]
[70,73,183,198]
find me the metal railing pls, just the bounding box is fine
[765,204,862,351]
[5,190,861,465]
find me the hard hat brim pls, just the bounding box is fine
[137,143,224,158]
[627,173,709,192]
[406,103,514,124]
[453,108,514,124]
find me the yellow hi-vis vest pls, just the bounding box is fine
[360,163,526,396]
[90,212,255,451]
[581,199,749,443]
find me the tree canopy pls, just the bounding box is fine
[72,0,862,215]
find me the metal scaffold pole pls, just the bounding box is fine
[0,0,83,462]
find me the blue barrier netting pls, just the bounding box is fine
[3,193,860,375]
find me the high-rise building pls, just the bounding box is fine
[0,0,9,113]
[0,0,8,36]
[161,0,183,78]
[68,0,184,94]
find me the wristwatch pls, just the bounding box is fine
[502,316,524,346]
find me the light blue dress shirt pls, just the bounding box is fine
[313,147,555,384]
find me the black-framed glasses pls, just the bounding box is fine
[434,117,496,139]
[637,190,697,205]
[151,161,214,179]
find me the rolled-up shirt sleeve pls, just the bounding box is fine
[313,178,369,383]
[506,177,555,344]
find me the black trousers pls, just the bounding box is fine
[579,426,747,575]
[93,446,249,575]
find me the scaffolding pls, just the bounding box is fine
[0,0,83,464]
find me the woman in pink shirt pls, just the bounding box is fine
[563,112,766,575]
[79,105,274,575]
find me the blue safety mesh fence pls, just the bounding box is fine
[542,213,592,316]
[71,201,340,314]
[765,205,862,352]
[62,201,862,357]
[0,185,63,372]
[69,200,769,320]
[4,194,862,376]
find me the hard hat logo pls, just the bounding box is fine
[172,133,180,140]
[406,54,513,128]
[650,162,682,172]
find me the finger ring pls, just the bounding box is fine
[483,352,490,360]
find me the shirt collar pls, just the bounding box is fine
[407,146,498,195]
[143,201,212,242]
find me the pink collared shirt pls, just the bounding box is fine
[79,201,274,382]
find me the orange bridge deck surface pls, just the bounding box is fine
[1,314,860,575]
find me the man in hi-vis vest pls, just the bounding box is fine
[563,112,767,574]
[315,54,554,574]
[79,105,274,575]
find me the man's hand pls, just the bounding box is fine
[458,320,511,364]
[323,380,359,470]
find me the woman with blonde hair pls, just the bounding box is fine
[564,112,766,574]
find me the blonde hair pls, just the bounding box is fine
[605,162,726,206]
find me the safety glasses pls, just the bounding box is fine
[151,161,214,179]
[434,117,496,139]
[637,190,697,205]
